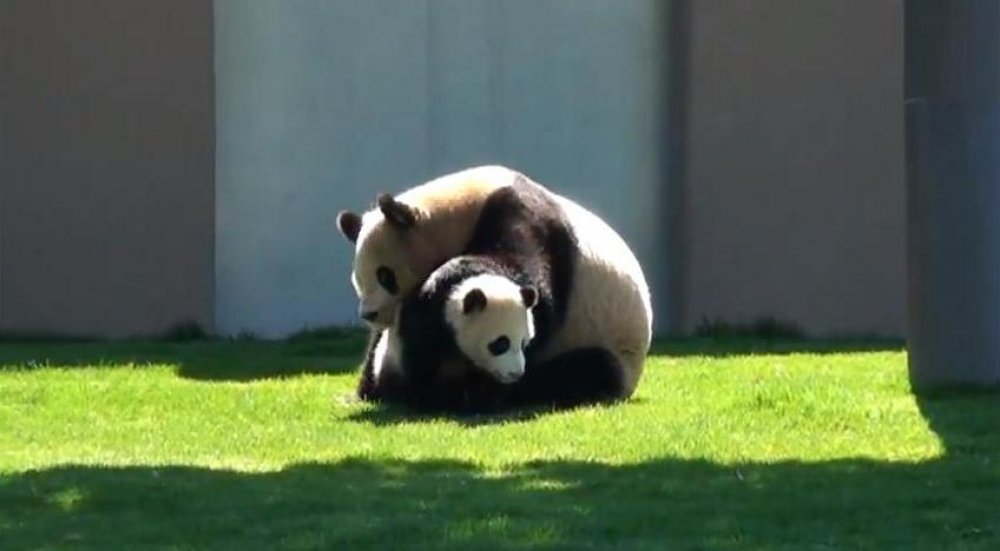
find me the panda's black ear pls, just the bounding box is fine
[337,211,362,243]
[520,286,537,308]
[463,289,487,315]
[377,193,417,228]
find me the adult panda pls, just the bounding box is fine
[353,175,653,410]
[336,165,518,328]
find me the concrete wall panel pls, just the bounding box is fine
[215,0,669,337]
[679,0,905,336]
[0,0,215,337]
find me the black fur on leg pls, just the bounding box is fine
[512,347,626,409]
[398,353,512,415]
[356,328,383,401]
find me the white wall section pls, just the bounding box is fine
[215,0,669,337]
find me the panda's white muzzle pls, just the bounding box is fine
[489,352,526,384]
[358,295,394,329]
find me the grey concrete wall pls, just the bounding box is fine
[0,0,215,337]
[676,0,905,336]
[905,1,1000,387]
[0,0,907,339]
[215,0,669,337]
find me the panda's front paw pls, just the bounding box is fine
[356,374,379,402]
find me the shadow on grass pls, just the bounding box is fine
[1,341,997,547]
[0,334,368,381]
[0,335,904,385]
[917,388,1000,460]
[3,445,999,549]
[651,337,905,358]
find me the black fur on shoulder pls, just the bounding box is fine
[463,175,578,352]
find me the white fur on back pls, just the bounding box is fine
[539,191,653,396]
[355,164,516,251]
[360,165,517,235]
[397,165,517,211]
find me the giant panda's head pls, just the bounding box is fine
[337,194,436,328]
[444,274,538,384]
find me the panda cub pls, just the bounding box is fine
[361,178,628,412]
[360,255,539,413]
[363,254,627,413]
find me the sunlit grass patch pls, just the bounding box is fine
[1,337,996,549]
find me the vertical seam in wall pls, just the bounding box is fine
[665,0,692,335]
[0,6,8,329]
[425,0,437,173]
[487,0,504,159]
[209,0,218,334]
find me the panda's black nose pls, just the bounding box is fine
[361,310,378,322]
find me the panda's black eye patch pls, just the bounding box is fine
[488,336,510,356]
[376,267,398,294]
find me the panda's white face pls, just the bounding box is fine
[338,195,435,328]
[349,218,414,327]
[445,274,538,384]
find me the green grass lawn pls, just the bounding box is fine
[1,335,998,550]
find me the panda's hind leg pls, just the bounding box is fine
[513,347,627,409]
